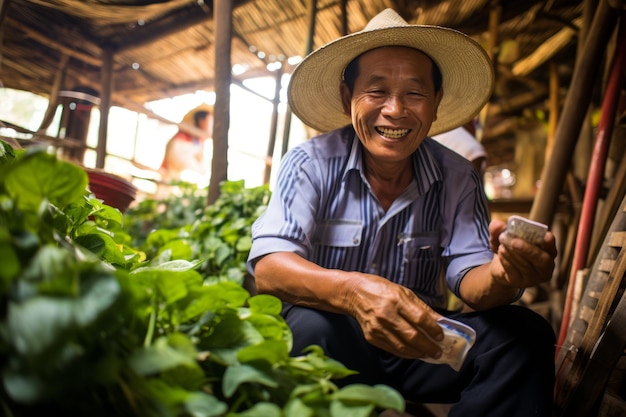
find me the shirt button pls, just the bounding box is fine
[353,238,360,244]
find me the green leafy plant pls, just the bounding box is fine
[0,141,404,417]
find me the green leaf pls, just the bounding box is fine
[75,233,106,256]
[129,336,197,375]
[222,364,278,398]
[0,229,22,290]
[248,294,283,315]
[245,314,288,342]
[133,259,203,273]
[214,244,232,266]
[90,200,123,227]
[8,272,120,356]
[199,315,264,365]
[3,368,48,403]
[0,139,17,162]
[330,400,374,417]
[284,397,315,417]
[157,271,191,304]
[97,231,127,265]
[18,245,80,297]
[233,402,282,417]
[144,379,227,416]
[237,340,289,365]
[178,291,220,323]
[185,391,228,417]
[146,228,184,249]
[332,384,404,411]
[5,151,88,211]
[235,236,252,252]
[159,239,194,261]
[203,281,250,307]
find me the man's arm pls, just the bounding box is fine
[459,219,557,310]
[254,251,446,360]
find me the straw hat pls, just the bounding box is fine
[181,103,214,125]
[287,8,494,136]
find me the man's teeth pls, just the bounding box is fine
[376,127,408,138]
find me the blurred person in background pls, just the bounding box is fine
[160,103,213,185]
[432,120,487,180]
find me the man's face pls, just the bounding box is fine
[340,46,443,164]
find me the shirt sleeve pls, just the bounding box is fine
[441,166,494,297]
[247,145,320,273]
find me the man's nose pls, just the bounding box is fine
[381,95,406,117]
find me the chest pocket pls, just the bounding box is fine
[313,220,363,247]
[399,232,444,299]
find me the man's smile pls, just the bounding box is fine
[375,127,410,139]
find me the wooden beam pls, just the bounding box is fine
[114,5,213,53]
[513,18,582,76]
[7,16,101,67]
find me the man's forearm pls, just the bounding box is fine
[254,252,356,314]
[458,263,520,310]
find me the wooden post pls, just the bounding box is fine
[478,0,500,140]
[263,65,283,184]
[279,0,318,160]
[529,0,618,225]
[547,61,559,162]
[208,0,233,205]
[36,54,69,134]
[304,0,318,57]
[96,47,113,169]
[572,0,598,188]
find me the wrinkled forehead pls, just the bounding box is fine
[343,45,442,90]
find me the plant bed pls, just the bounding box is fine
[0,141,404,417]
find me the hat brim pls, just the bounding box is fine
[182,103,214,124]
[288,25,494,136]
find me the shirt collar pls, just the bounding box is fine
[342,132,443,195]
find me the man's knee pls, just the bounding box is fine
[459,305,555,360]
[282,305,358,355]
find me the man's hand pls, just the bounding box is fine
[460,219,557,310]
[255,252,446,360]
[489,219,557,289]
[345,273,445,360]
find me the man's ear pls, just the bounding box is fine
[339,82,352,116]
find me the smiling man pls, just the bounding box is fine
[247,9,557,417]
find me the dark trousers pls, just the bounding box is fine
[282,304,555,417]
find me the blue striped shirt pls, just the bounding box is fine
[248,125,494,308]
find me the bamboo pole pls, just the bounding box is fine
[529,0,618,225]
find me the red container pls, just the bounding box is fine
[85,168,137,212]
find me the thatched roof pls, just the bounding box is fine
[0,0,607,165]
